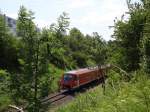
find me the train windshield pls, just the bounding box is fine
[64,74,73,81]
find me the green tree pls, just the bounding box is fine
[43,12,73,69]
[141,0,150,73]
[0,14,19,72]
[68,28,89,67]
[92,32,107,65]
[50,12,70,39]
[17,6,49,111]
[112,1,146,72]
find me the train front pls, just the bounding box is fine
[59,73,77,90]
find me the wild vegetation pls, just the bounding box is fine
[0,5,106,112]
[57,70,150,112]
[0,0,150,111]
[56,0,150,111]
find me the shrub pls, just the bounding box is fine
[56,71,150,112]
[0,69,12,111]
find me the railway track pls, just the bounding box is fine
[41,79,103,106]
[41,90,73,105]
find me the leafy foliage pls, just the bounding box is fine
[16,6,50,111]
[57,71,150,112]
[0,69,12,112]
[111,6,145,71]
[2,0,150,111]
[0,14,20,72]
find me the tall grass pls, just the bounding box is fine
[56,70,150,112]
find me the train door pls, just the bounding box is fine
[74,75,79,88]
[77,75,79,87]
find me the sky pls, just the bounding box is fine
[0,0,133,40]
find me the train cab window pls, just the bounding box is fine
[64,74,73,81]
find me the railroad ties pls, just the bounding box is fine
[41,90,74,106]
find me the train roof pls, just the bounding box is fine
[65,65,111,76]
[65,67,99,76]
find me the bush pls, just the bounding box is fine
[56,71,150,112]
[0,69,12,111]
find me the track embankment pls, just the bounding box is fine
[41,79,103,107]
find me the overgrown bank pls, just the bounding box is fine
[0,5,106,111]
[56,70,150,112]
[1,0,150,111]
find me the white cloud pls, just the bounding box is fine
[2,0,129,40]
[68,0,94,9]
[7,13,17,19]
[69,0,128,40]
[78,0,128,26]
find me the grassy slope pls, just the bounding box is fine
[56,71,150,112]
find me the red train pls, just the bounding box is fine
[59,66,108,90]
